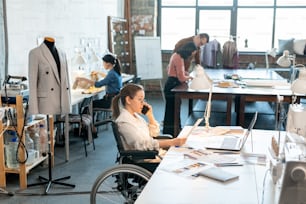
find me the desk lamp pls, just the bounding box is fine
[89,48,101,72]
[276,50,298,83]
[73,50,87,71]
[189,65,213,130]
[265,48,277,69]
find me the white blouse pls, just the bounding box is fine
[116,109,160,151]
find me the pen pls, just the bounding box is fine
[212,151,239,154]
[215,163,243,167]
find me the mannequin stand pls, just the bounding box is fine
[27,115,75,194]
[0,188,14,196]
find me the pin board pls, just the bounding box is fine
[134,37,163,80]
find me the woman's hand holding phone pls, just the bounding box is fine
[141,104,150,114]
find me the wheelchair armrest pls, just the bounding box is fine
[120,150,159,160]
[155,134,173,139]
[94,119,113,127]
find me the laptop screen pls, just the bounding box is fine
[240,111,258,147]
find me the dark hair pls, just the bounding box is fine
[102,54,122,75]
[176,42,197,60]
[199,33,210,43]
[112,83,144,119]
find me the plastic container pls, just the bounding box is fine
[5,132,19,169]
[25,132,37,165]
[29,127,41,156]
[39,124,49,156]
[4,130,15,145]
[25,132,34,150]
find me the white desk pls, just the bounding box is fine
[136,127,284,204]
[63,74,134,161]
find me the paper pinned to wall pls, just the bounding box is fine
[134,36,163,80]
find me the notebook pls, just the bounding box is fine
[184,118,203,137]
[203,112,258,151]
[198,167,239,182]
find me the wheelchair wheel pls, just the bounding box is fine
[90,164,152,204]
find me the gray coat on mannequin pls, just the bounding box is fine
[28,39,71,115]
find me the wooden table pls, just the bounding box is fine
[172,68,293,136]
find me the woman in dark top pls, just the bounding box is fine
[75,53,123,109]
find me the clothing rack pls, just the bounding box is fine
[211,35,239,40]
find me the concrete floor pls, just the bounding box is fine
[0,94,281,204]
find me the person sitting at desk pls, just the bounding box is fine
[163,42,198,137]
[74,53,123,108]
[112,83,186,159]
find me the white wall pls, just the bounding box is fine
[6,0,124,77]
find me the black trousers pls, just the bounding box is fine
[92,93,117,109]
[163,77,182,137]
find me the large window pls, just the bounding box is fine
[160,0,306,52]
[161,8,195,50]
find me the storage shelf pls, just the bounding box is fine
[4,156,47,174]
[0,95,54,189]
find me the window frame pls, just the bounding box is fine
[158,0,306,53]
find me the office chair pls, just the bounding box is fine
[56,96,95,157]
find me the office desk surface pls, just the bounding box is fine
[136,128,284,204]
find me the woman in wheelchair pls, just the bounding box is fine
[112,83,187,160]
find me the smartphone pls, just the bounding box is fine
[141,105,150,114]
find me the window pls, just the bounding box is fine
[275,8,306,39]
[159,0,306,52]
[199,10,231,48]
[237,8,274,51]
[161,8,195,50]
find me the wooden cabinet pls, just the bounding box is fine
[108,16,132,74]
[0,95,54,189]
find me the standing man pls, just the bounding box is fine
[173,33,209,71]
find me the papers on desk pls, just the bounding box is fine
[160,159,208,178]
[241,79,290,88]
[184,126,244,149]
[184,149,243,166]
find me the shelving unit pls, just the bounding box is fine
[107,16,132,74]
[0,95,54,189]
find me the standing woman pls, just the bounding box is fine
[75,53,123,109]
[163,42,197,136]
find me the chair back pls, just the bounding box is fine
[79,96,92,115]
[111,121,125,154]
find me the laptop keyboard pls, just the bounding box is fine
[221,137,238,149]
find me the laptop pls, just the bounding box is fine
[203,112,258,151]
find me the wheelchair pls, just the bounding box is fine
[90,119,169,203]
[90,164,152,204]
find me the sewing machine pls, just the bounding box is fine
[1,75,29,104]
